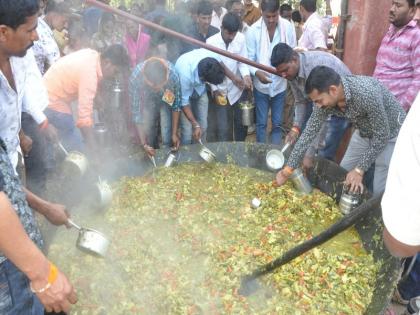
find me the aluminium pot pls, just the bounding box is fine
[240,102,255,126]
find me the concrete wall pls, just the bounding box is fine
[343,0,390,75]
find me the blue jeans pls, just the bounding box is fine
[141,102,172,148]
[0,260,44,315]
[319,115,350,160]
[180,92,208,144]
[398,255,420,300]
[253,89,285,145]
[45,109,84,152]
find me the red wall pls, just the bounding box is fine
[343,0,390,75]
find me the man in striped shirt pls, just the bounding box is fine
[373,0,420,112]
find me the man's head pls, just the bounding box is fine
[98,12,115,36]
[197,1,213,33]
[212,0,224,11]
[271,43,300,80]
[100,44,130,79]
[389,0,416,28]
[0,0,39,57]
[197,57,225,85]
[305,66,342,109]
[221,12,241,44]
[280,3,293,21]
[299,0,316,22]
[292,10,302,23]
[261,0,279,29]
[45,0,71,32]
[415,0,420,24]
[226,0,244,19]
[244,0,253,6]
[142,57,169,91]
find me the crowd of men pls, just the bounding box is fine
[0,0,419,313]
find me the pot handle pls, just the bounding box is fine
[67,219,82,231]
[58,142,69,156]
[281,142,290,153]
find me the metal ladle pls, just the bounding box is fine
[198,139,216,163]
[67,219,110,258]
[57,142,89,176]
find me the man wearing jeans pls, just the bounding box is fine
[129,57,201,157]
[275,66,405,197]
[175,49,226,144]
[44,45,129,155]
[246,0,296,144]
[270,43,350,163]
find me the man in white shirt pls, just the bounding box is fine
[210,0,227,29]
[297,0,327,51]
[207,13,252,141]
[246,0,296,144]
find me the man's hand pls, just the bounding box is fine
[345,169,364,193]
[32,269,77,313]
[172,134,180,151]
[43,203,70,226]
[275,170,289,187]
[143,144,156,157]
[20,133,33,157]
[232,76,245,90]
[192,125,201,141]
[243,75,253,90]
[41,124,59,143]
[285,128,300,144]
[255,71,273,84]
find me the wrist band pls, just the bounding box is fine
[291,126,301,135]
[282,166,294,177]
[193,124,200,129]
[30,262,59,294]
[354,167,364,176]
[39,119,49,131]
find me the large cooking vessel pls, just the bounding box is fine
[44,142,399,315]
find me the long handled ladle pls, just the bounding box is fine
[238,193,382,296]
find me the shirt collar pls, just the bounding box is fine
[303,12,319,29]
[389,19,418,35]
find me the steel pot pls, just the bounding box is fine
[58,142,89,176]
[67,219,109,257]
[339,187,361,215]
[240,101,255,126]
[265,143,290,172]
[164,150,180,168]
[95,177,113,209]
[290,168,313,194]
[198,140,216,163]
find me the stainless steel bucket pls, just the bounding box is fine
[240,102,255,126]
[93,122,108,147]
[198,140,216,163]
[290,168,313,194]
[339,189,361,215]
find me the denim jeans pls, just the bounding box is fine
[253,89,285,145]
[180,92,208,144]
[45,109,84,152]
[319,115,350,160]
[0,260,44,315]
[398,255,420,301]
[141,102,172,148]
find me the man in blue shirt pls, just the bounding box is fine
[175,49,226,144]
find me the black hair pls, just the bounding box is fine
[291,10,302,23]
[407,0,415,6]
[271,43,297,67]
[0,0,39,30]
[197,0,213,16]
[225,0,242,11]
[101,44,130,68]
[260,0,279,13]
[280,3,292,14]
[197,57,225,85]
[143,58,168,86]
[221,12,241,32]
[300,0,316,13]
[45,0,71,15]
[305,66,341,94]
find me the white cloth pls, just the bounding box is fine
[206,31,250,104]
[210,7,227,29]
[297,12,327,50]
[0,49,48,169]
[382,93,420,246]
[245,16,296,97]
[32,17,60,74]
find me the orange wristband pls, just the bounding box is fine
[30,262,59,294]
[282,166,294,177]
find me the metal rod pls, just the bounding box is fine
[67,219,82,231]
[85,0,279,75]
[58,142,69,156]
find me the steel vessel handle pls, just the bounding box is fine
[149,155,157,168]
[281,142,290,153]
[58,142,69,156]
[67,219,82,231]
